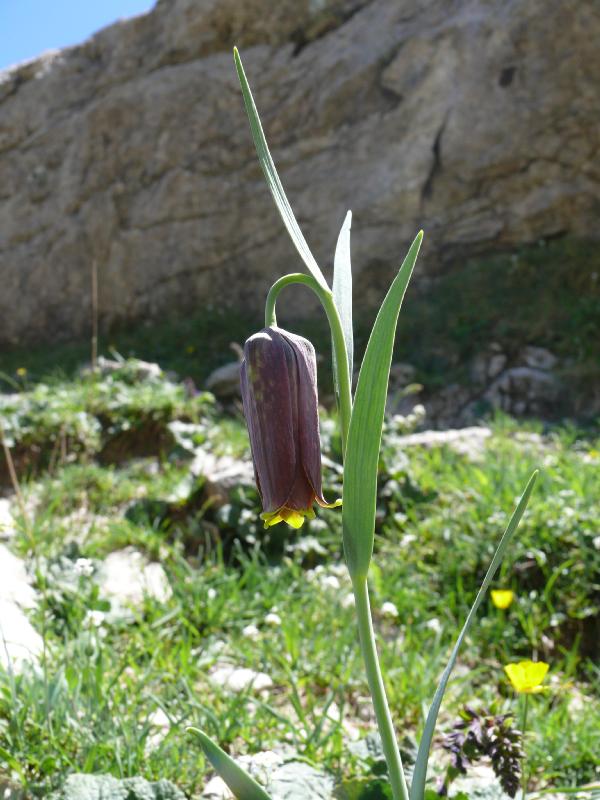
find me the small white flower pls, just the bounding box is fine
[425,617,442,635]
[85,610,106,627]
[341,593,355,609]
[207,588,217,601]
[320,575,341,591]
[74,557,94,577]
[242,624,260,640]
[381,601,399,619]
[264,612,282,627]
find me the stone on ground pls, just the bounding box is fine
[0,543,41,672]
[395,427,492,460]
[201,750,334,799]
[0,544,36,608]
[97,547,172,617]
[208,664,273,693]
[0,498,16,540]
[0,599,42,672]
[48,774,185,800]
[450,764,510,800]
[205,361,242,399]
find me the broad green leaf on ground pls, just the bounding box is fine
[188,728,273,800]
[233,47,329,290]
[410,470,539,800]
[332,210,353,395]
[342,232,423,581]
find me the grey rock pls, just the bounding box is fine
[484,366,560,416]
[389,363,417,388]
[488,352,508,379]
[97,547,172,619]
[0,544,42,672]
[86,357,163,381]
[1,0,598,346]
[208,663,273,693]
[0,599,42,673]
[201,751,334,799]
[519,345,558,371]
[394,426,492,460]
[0,498,16,540]
[471,349,507,385]
[0,543,37,608]
[49,774,185,800]
[190,449,255,506]
[268,761,334,799]
[347,730,418,768]
[0,780,28,800]
[205,361,242,399]
[423,384,474,428]
[450,764,509,800]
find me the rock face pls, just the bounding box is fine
[0,0,598,346]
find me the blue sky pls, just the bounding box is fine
[0,0,156,70]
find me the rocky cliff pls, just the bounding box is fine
[1,0,598,346]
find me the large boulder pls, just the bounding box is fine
[0,0,598,345]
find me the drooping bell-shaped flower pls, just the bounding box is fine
[240,326,340,529]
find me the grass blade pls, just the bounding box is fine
[332,210,353,394]
[233,47,329,290]
[343,231,423,580]
[188,727,274,800]
[410,470,539,800]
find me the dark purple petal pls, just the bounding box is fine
[283,464,315,511]
[240,328,300,513]
[240,325,339,526]
[277,330,328,503]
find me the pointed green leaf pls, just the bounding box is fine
[188,727,273,800]
[410,470,538,800]
[342,232,423,580]
[332,210,353,394]
[233,47,329,290]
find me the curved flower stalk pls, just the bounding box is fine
[189,47,540,800]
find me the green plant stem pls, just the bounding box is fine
[521,693,529,799]
[266,274,406,796]
[353,576,409,800]
[265,273,352,456]
[265,272,408,800]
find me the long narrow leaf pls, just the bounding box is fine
[343,231,423,580]
[188,727,273,800]
[410,470,539,800]
[332,210,353,393]
[233,47,329,290]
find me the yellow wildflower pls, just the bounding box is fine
[491,589,515,609]
[16,367,27,377]
[504,660,549,693]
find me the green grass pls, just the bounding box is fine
[1,363,599,797]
